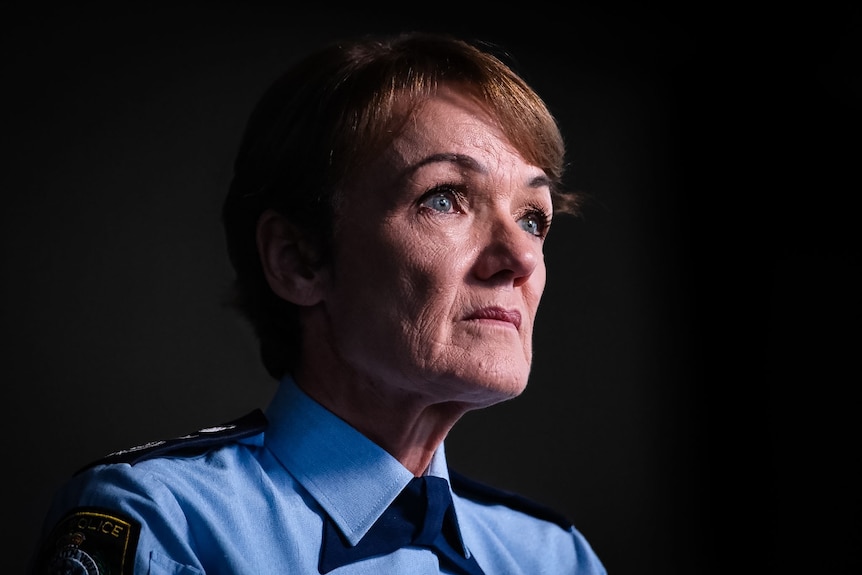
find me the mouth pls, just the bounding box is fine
[464,306,522,330]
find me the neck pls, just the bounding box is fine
[294,362,469,476]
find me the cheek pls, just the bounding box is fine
[386,227,468,289]
[395,253,463,326]
[389,247,476,354]
[336,233,453,326]
[532,263,547,307]
[523,261,547,311]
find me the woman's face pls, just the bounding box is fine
[320,87,553,408]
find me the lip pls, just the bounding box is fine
[464,306,522,330]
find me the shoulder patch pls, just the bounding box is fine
[75,409,268,475]
[33,506,141,575]
[449,469,573,529]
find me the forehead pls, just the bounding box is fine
[382,88,540,179]
[336,87,551,216]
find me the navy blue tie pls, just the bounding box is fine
[319,476,485,574]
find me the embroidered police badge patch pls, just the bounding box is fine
[34,507,140,575]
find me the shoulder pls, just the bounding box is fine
[449,469,572,529]
[450,470,608,574]
[75,409,268,475]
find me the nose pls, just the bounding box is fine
[472,213,542,287]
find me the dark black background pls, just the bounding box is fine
[4,2,859,573]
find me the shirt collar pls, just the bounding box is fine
[263,375,454,546]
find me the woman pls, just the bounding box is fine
[31,31,607,574]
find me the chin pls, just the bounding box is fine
[456,372,530,408]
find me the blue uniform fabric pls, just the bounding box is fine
[33,377,607,574]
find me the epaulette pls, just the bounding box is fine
[74,409,268,475]
[449,469,573,529]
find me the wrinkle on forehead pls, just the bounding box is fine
[390,91,546,182]
[395,87,511,152]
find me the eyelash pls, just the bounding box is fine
[419,184,465,213]
[418,184,552,239]
[520,205,553,239]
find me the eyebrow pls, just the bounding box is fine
[408,153,551,189]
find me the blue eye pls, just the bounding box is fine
[420,187,459,213]
[518,211,550,238]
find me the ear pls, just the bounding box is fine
[256,209,326,306]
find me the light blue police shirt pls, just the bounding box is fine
[33,376,607,574]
